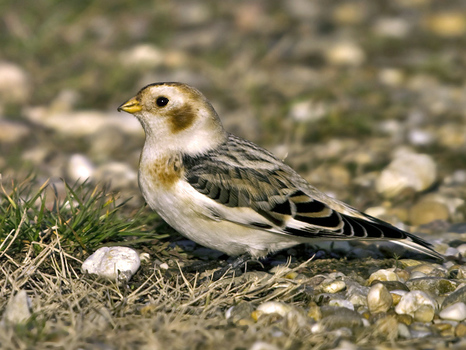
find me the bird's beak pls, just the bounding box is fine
[118,97,142,114]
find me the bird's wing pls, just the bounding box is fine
[183,134,442,259]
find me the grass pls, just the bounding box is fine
[0,175,166,259]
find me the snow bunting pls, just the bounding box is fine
[118,82,442,260]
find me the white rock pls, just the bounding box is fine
[408,129,435,146]
[395,290,436,319]
[256,302,291,317]
[444,247,460,258]
[374,18,410,38]
[93,162,138,189]
[28,110,142,137]
[326,42,365,66]
[320,280,346,293]
[1,290,32,325]
[367,283,393,314]
[378,68,405,87]
[439,302,466,321]
[119,44,164,68]
[376,153,437,198]
[249,341,280,350]
[0,62,30,104]
[329,299,354,310]
[288,100,327,122]
[82,247,141,282]
[456,244,466,255]
[367,269,399,284]
[67,154,95,183]
[0,120,30,143]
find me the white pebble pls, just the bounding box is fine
[395,290,436,320]
[1,290,32,325]
[82,247,140,282]
[0,61,30,103]
[367,283,393,314]
[439,302,466,322]
[376,153,437,198]
[67,154,95,183]
[256,302,291,317]
[329,299,354,310]
[321,280,346,293]
[139,252,151,262]
[444,247,460,258]
[367,269,399,284]
[456,244,466,255]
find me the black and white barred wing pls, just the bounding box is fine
[184,134,441,259]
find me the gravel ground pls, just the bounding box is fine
[1,1,466,349]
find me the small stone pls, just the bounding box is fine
[455,322,466,337]
[329,299,354,310]
[0,120,30,143]
[67,154,95,183]
[119,44,164,68]
[320,279,346,293]
[413,305,435,322]
[320,307,363,330]
[367,269,399,284]
[367,283,393,314]
[439,302,466,322]
[325,42,365,66]
[395,290,437,319]
[406,278,457,296]
[0,62,30,104]
[256,301,292,318]
[249,342,280,350]
[139,253,150,262]
[427,13,466,37]
[82,246,141,282]
[374,18,410,38]
[442,286,466,309]
[225,302,254,323]
[308,302,322,321]
[376,153,437,198]
[409,199,450,226]
[94,162,138,190]
[1,290,32,325]
[287,100,327,122]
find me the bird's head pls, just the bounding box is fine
[118,82,226,155]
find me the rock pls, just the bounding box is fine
[119,44,164,68]
[408,129,435,146]
[376,153,437,198]
[93,162,138,190]
[82,246,141,282]
[320,306,363,330]
[67,154,95,183]
[329,299,354,310]
[325,42,365,66]
[367,283,393,314]
[427,13,466,37]
[225,302,254,323]
[0,120,30,143]
[373,18,410,38]
[409,199,450,226]
[405,278,457,296]
[395,290,437,320]
[255,301,292,318]
[413,305,435,323]
[367,269,399,284]
[287,100,327,122]
[456,322,466,337]
[1,290,32,325]
[439,302,466,322]
[249,342,280,350]
[0,62,30,104]
[320,279,346,294]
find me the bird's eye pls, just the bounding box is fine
[156,97,169,107]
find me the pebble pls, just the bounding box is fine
[439,302,466,322]
[395,291,437,321]
[406,278,457,296]
[320,279,346,293]
[82,246,141,282]
[456,323,466,337]
[255,301,292,318]
[287,100,327,122]
[119,44,164,68]
[427,13,466,37]
[0,120,30,143]
[225,302,254,323]
[376,152,437,198]
[367,283,393,314]
[1,290,32,325]
[367,269,399,284]
[325,42,365,66]
[320,307,363,330]
[0,61,30,104]
[67,154,95,183]
[409,199,450,226]
[329,299,354,310]
[93,162,138,190]
[249,342,280,350]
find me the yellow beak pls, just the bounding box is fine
[118,97,142,114]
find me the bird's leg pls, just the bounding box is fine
[208,253,256,282]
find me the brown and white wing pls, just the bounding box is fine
[183,134,442,260]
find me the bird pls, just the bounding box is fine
[118,82,443,261]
